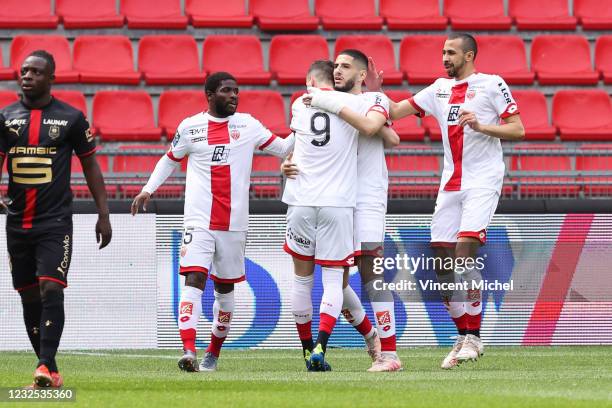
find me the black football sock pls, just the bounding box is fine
[38,290,65,373]
[301,338,314,357]
[21,299,42,358]
[467,329,480,338]
[458,328,467,336]
[315,331,331,353]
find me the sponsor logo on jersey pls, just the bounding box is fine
[191,136,208,143]
[172,132,181,147]
[447,105,461,124]
[230,129,240,141]
[9,146,57,155]
[286,227,311,248]
[376,310,391,326]
[5,119,27,127]
[85,128,94,143]
[48,125,60,140]
[497,82,512,104]
[180,302,193,316]
[43,119,68,127]
[218,311,232,324]
[435,88,451,98]
[212,146,229,163]
[188,127,207,136]
[58,235,70,274]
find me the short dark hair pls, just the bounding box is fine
[26,50,56,75]
[205,72,237,93]
[307,60,334,84]
[448,33,478,60]
[337,49,368,69]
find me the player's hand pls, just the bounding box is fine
[458,110,482,132]
[0,193,9,212]
[96,214,112,249]
[365,57,383,92]
[281,152,299,179]
[131,191,151,215]
[302,94,313,107]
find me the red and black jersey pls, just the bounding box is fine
[0,97,96,231]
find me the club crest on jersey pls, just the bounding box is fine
[230,129,240,141]
[48,125,60,140]
[212,146,229,163]
[466,90,476,100]
[447,105,461,124]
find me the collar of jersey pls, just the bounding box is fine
[204,111,231,123]
[453,72,478,85]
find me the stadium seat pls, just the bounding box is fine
[444,0,511,30]
[531,36,599,85]
[334,36,403,85]
[422,116,442,141]
[11,35,79,83]
[315,0,383,30]
[0,49,15,80]
[52,90,87,116]
[121,0,187,29]
[0,91,19,109]
[511,90,556,141]
[203,36,271,85]
[186,0,253,28]
[474,36,534,85]
[384,90,425,141]
[595,36,612,84]
[576,144,612,196]
[238,91,290,137]
[71,154,118,198]
[74,36,141,85]
[575,0,612,30]
[511,144,578,197]
[509,0,577,30]
[400,36,447,84]
[386,144,439,198]
[138,36,205,85]
[251,0,319,31]
[158,90,208,136]
[0,0,58,28]
[92,91,161,141]
[251,155,281,198]
[552,90,612,141]
[380,0,447,30]
[57,0,124,29]
[269,35,328,85]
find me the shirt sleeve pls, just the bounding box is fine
[364,92,390,120]
[260,132,294,158]
[489,76,520,119]
[166,120,190,162]
[410,82,438,118]
[69,112,97,158]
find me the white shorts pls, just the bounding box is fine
[284,206,354,267]
[353,203,386,256]
[179,228,247,283]
[430,188,500,246]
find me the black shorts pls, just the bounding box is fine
[7,225,73,291]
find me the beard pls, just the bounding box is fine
[334,78,356,93]
[213,98,236,117]
[445,60,465,78]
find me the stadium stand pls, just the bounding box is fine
[203,35,271,84]
[386,144,439,198]
[531,35,599,85]
[73,36,141,84]
[0,49,15,80]
[237,91,290,137]
[11,36,79,83]
[269,35,329,85]
[0,0,58,29]
[595,36,612,84]
[186,0,252,28]
[334,36,403,84]
[400,36,448,84]
[574,0,612,30]
[71,155,118,198]
[509,0,577,30]
[422,116,442,141]
[138,35,205,85]
[251,0,319,31]
[552,90,612,141]
[56,0,125,29]
[384,90,425,142]
[52,90,88,116]
[315,0,383,30]
[92,91,161,141]
[577,144,612,196]
[158,90,208,137]
[380,0,447,30]
[121,0,188,29]
[444,0,511,30]
[474,36,534,85]
[512,90,557,141]
[0,91,19,109]
[251,155,282,198]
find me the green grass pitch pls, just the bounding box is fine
[0,347,610,408]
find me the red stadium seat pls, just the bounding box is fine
[577,144,612,196]
[251,0,319,31]
[444,0,511,30]
[138,36,205,85]
[92,91,161,141]
[203,36,270,85]
[158,90,208,136]
[380,0,447,30]
[0,91,19,109]
[384,90,425,142]
[422,116,442,141]
[186,0,253,28]
[269,35,328,85]
[121,0,187,29]
[509,0,577,30]
[0,0,58,28]
[71,154,118,198]
[57,0,124,29]
[334,36,403,85]
[531,36,599,85]
[552,90,612,141]
[400,36,447,84]
[238,91,289,137]
[511,90,556,141]
[595,36,612,85]
[0,49,15,80]
[315,0,383,30]
[474,36,534,85]
[251,155,281,198]
[386,144,439,198]
[52,90,87,117]
[511,144,578,197]
[74,36,140,85]
[11,36,78,83]
[575,0,612,30]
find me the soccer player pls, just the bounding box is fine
[0,50,112,387]
[131,72,294,372]
[361,33,525,368]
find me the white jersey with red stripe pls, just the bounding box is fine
[169,111,292,231]
[356,92,391,208]
[410,73,518,192]
[282,91,367,207]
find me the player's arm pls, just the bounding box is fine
[80,154,112,248]
[258,131,295,158]
[378,125,400,148]
[458,111,525,140]
[0,114,8,211]
[389,99,421,121]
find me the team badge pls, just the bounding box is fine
[218,311,232,323]
[180,302,193,316]
[376,310,391,326]
[230,129,240,141]
[466,90,476,100]
[85,128,94,143]
[49,125,60,140]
